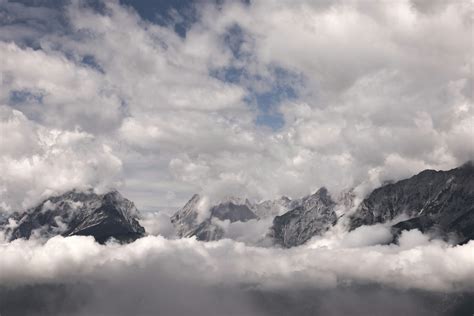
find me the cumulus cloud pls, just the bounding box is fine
[2,225,473,292]
[161,0,473,203]
[0,106,122,211]
[0,0,472,209]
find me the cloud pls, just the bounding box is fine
[0,231,473,315]
[139,211,176,238]
[0,106,122,211]
[0,0,472,213]
[1,229,473,292]
[167,0,473,200]
[156,0,472,203]
[220,217,274,245]
[0,41,125,134]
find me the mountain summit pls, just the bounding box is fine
[4,189,145,243]
[171,194,258,241]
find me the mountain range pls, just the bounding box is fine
[349,162,474,244]
[1,163,473,247]
[171,162,474,247]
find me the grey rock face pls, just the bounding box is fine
[4,189,145,243]
[170,194,201,238]
[349,162,474,243]
[171,195,258,241]
[185,220,226,241]
[270,187,338,248]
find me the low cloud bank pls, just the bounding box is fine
[2,232,473,292]
[0,228,473,315]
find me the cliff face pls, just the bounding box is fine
[170,194,202,238]
[349,163,474,243]
[270,188,337,248]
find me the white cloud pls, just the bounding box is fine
[0,232,473,293]
[0,41,124,133]
[139,211,176,238]
[0,0,472,209]
[10,233,473,315]
[0,106,122,211]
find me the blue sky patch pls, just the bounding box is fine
[9,90,44,105]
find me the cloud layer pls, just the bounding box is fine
[0,230,473,315]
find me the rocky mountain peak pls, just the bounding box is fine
[270,188,337,248]
[301,187,334,210]
[348,163,474,243]
[3,189,145,243]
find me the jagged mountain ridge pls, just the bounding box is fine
[349,162,474,243]
[172,163,474,247]
[3,189,145,243]
[270,187,338,248]
[171,189,339,245]
[1,164,472,247]
[171,194,260,241]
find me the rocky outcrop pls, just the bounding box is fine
[270,187,337,247]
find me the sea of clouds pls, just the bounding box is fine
[1,224,473,315]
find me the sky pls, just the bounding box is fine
[0,0,473,212]
[0,1,474,315]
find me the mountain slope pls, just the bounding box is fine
[171,195,258,241]
[170,194,201,238]
[270,187,337,248]
[349,163,474,243]
[4,189,145,243]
